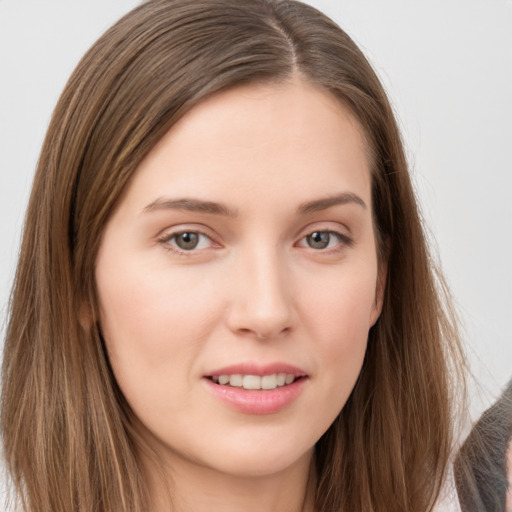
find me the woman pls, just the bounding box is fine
[1,1,465,511]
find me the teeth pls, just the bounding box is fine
[285,374,295,385]
[229,374,243,387]
[212,373,298,389]
[218,375,229,385]
[243,375,261,389]
[261,374,277,390]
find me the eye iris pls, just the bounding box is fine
[307,231,330,249]
[175,232,199,250]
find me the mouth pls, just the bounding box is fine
[203,367,308,414]
[207,373,306,390]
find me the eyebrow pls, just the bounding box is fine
[142,192,366,217]
[143,197,238,217]
[297,193,367,214]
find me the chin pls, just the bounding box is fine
[197,436,315,478]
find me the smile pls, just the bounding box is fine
[210,373,299,390]
[203,364,308,414]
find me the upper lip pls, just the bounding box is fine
[205,362,308,378]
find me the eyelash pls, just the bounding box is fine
[158,228,353,256]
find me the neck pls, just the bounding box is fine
[143,448,316,512]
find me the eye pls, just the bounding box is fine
[160,231,214,253]
[298,230,351,250]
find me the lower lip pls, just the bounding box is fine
[203,377,307,415]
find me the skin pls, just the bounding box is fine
[95,78,385,512]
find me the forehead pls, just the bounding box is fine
[120,79,372,215]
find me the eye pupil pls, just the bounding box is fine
[307,231,330,249]
[176,232,199,250]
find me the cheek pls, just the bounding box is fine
[96,266,226,440]
[299,264,377,398]
[302,263,378,341]
[95,258,221,392]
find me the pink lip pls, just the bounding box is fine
[205,362,307,378]
[203,362,308,415]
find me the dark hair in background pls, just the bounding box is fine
[455,379,512,512]
[1,1,466,511]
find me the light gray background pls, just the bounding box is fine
[0,0,511,438]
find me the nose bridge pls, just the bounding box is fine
[228,242,294,338]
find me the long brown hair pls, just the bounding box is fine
[1,1,465,510]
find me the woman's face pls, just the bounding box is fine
[95,79,385,478]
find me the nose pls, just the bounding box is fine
[226,246,295,340]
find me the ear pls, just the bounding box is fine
[369,249,388,327]
[78,301,94,330]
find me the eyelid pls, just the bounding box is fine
[297,221,352,239]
